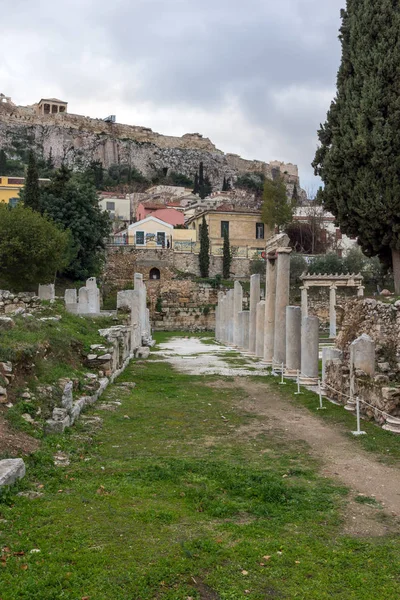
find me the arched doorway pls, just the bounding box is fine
[150,267,161,280]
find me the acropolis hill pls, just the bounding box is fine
[0,94,300,187]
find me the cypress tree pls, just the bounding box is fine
[193,172,199,194]
[222,176,228,191]
[0,150,7,174]
[23,151,41,212]
[313,1,400,292]
[198,215,210,278]
[222,229,231,279]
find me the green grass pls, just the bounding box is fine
[1,337,400,598]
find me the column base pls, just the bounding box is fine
[299,376,318,386]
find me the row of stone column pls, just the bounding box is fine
[215,248,320,380]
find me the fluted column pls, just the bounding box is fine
[248,274,261,354]
[273,248,292,365]
[233,281,243,347]
[263,256,277,364]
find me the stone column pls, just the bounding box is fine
[131,289,141,350]
[273,248,292,365]
[285,306,301,372]
[216,291,224,341]
[220,295,227,343]
[233,282,243,347]
[263,256,277,364]
[227,290,234,345]
[242,311,250,351]
[248,274,261,354]
[255,301,266,358]
[237,312,245,349]
[134,273,147,342]
[329,285,337,339]
[301,286,308,318]
[301,316,319,379]
[357,286,365,297]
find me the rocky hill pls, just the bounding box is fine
[0,96,299,189]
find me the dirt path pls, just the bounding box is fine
[159,337,400,536]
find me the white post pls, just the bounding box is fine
[352,397,366,436]
[317,380,326,410]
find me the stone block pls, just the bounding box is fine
[61,381,73,410]
[52,408,69,421]
[38,284,55,301]
[44,417,70,434]
[117,290,135,310]
[0,317,14,330]
[350,334,375,376]
[0,459,26,487]
[137,347,150,359]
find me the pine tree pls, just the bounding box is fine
[313,2,400,292]
[222,229,231,279]
[198,215,210,278]
[0,150,7,174]
[23,151,41,212]
[261,176,294,232]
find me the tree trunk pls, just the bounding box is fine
[392,248,400,295]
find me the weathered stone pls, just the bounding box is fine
[52,407,69,421]
[0,317,14,329]
[0,459,26,487]
[44,416,70,434]
[350,334,375,376]
[301,316,319,379]
[38,284,55,301]
[137,347,150,359]
[285,306,301,372]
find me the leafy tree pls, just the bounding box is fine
[0,204,70,291]
[312,2,400,293]
[222,229,231,279]
[308,253,347,276]
[199,215,210,278]
[262,175,294,232]
[249,256,265,278]
[0,150,7,174]
[40,168,111,279]
[290,253,308,285]
[23,151,41,212]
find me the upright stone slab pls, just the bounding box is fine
[216,291,224,341]
[286,306,301,372]
[65,289,78,314]
[255,301,266,358]
[130,289,141,350]
[301,287,308,318]
[329,285,337,338]
[249,274,261,354]
[350,334,375,376]
[220,296,227,343]
[134,273,147,340]
[322,347,342,383]
[263,256,277,363]
[226,290,234,345]
[78,287,89,314]
[242,311,250,351]
[237,312,245,349]
[86,277,100,314]
[117,290,135,310]
[273,248,291,365]
[233,282,243,347]
[38,284,55,301]
[301,316,319,379]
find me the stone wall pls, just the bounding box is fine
[104,246,253,288]
[0,291,41,315]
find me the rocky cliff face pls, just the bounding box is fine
[0,100,299,188]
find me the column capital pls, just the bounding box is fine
[276,246,292,255]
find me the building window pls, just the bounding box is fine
[136,231,145,245]
[221,221,229,237]
[157,232,166,247]
[7,178,24,185]
[256,222,265,239]
[106,201,115,211]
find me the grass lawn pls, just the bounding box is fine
[1,333,400,599]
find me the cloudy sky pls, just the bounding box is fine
[1,0,345,191]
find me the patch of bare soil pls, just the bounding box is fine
[234,379,400,536]
[0,414,39,456]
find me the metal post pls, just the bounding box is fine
[352,397,366,436]
[317,380,326,410]
[279,362,286,385]
[294,370,302,395]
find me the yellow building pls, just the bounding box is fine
[186,208,271,253]
[0,176,51,206]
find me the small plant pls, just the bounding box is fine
[155,296,163,312]
[203,305,210,316]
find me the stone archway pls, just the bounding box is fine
[150,267,161,280]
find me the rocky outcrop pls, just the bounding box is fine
[0,100,299,188]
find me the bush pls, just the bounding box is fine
[290,254,307,285]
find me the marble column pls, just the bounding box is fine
[301,316,319,379]
[242,311,250,351]
[357,286,365,297]
[130,289,141,351]
[273,248,292,365]
[237,311,245,349]
[227,289,235,345]
[233,281,243,347]
[216,291,224,341]
[255,301,266,358]
[219,295,226,343]
[301,286,308,318]
[329,285,337,339]
[285,306,301,372]
[263,256,277,364]
[248,274,261,354]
